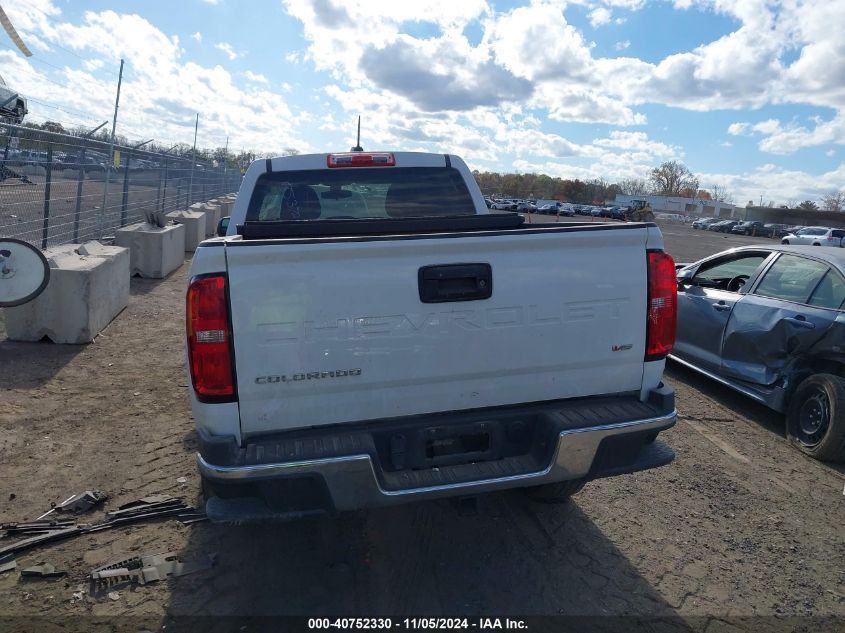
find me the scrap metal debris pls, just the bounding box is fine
[91,551,216,587]
[1,519,76,536]
[20,563,66,579]
[0,553,16,574]
[35,490,108,520]
[0,495,205,559]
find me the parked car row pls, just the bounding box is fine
[691,217,844,246]
[485,198,577,216]
[1,148,203,173]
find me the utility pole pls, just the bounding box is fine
[188,113,198,207]
[98,58,124,238]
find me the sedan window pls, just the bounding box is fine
[754,254,829,304]
[692,254,769,290]
[808,269,845,310]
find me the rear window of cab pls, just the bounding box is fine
[246,167,476,221]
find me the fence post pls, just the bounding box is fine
[156,159,163,212]
[162,158,169,211]
[73,140,87,242]
[2,126,10,166]
[121,149,131,226]
[42,141,53,249]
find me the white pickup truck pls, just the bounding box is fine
[186,151,678,522]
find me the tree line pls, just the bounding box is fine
[475,158,845,213]
[472,160,730,205]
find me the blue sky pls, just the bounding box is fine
[3,0,844,205]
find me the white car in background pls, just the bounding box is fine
[781,227,845,247]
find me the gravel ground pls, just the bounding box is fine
[0,221,843,632]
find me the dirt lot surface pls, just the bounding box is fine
[0,221,843,632]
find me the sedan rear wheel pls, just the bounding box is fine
[786,374,845,462]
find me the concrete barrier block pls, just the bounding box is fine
[166,209,206,252]
[114,222,186,278]
[190,203,222,236]
[216,199,233,216]
[3,242,130,344]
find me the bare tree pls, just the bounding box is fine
[618,178,649,195]
[820,190,845,212]
[649,160,699,196]
[711,183,733,203]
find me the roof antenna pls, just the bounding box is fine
[350,116,363,152]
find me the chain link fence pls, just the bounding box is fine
[0,123,242,249]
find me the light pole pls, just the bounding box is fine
[98,58,125,238]
[188,113,198,207]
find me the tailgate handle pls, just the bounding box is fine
[418,264,492,303]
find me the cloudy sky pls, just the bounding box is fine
[3,0,844,204]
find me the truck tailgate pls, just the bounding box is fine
[225,226,649,437]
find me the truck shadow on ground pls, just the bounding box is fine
[162,491,694,629]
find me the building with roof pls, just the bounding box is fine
[613,194,740,218]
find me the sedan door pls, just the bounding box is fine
[674,251,773,372]
[720,254,845,386]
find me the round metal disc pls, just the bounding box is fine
[0,238,51,307]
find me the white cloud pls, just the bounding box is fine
[826,149,835,157]
[698,162,845,206]
[726,113,845,154]
[593,131,679,157]
[214,42,241,60]
[82,58,104,72]
[720,141,733,148]
[589,7,612,27]
[244,70,269,84]
[200,0,221,4]
[728,122,750,136]
[6,5,308,152]
[191,31,202,42]
[614,40,630,51]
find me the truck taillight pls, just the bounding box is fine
[327,152,395,168]
[645,251,677,361]
[187,274,235,401]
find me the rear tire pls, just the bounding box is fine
[782,240,790,244]
[522,479,586,503]
[786,374,845,462]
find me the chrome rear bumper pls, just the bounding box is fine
[198,409,676,515]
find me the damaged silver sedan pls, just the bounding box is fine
[672,245,845,462]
